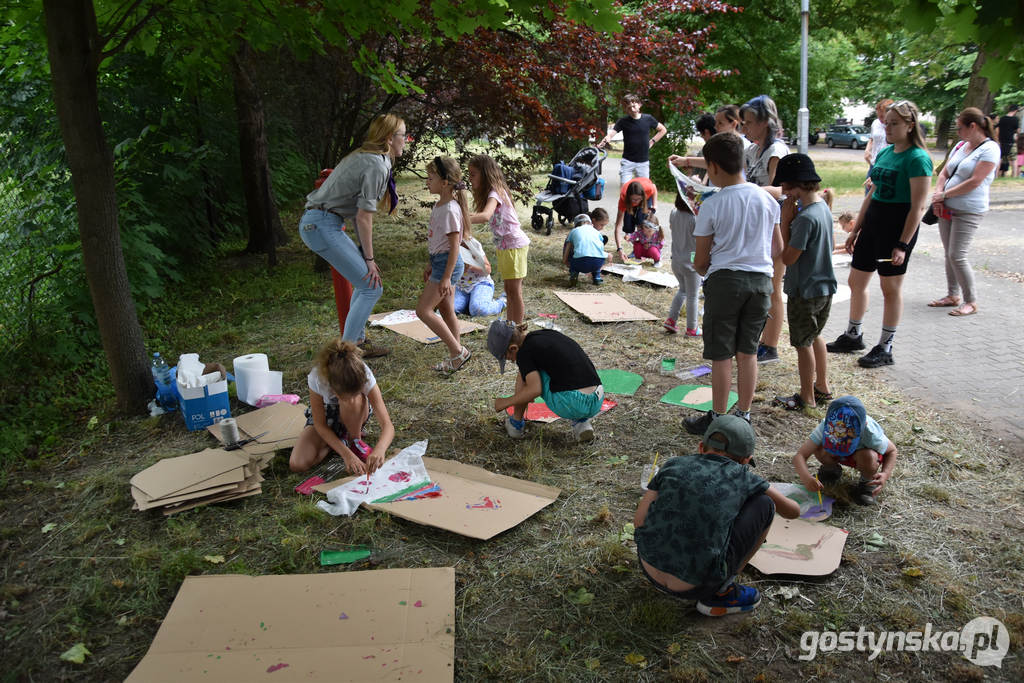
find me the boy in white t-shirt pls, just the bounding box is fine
[683,133,783,436]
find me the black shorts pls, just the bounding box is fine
[851,200,918,276]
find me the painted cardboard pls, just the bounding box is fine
[314,457,561,541]
[771,482,836,521]
[659,384,738,412]
[552,291,657,323]
[600,263,679,289]
[505,397,617,423]
[206,401,308,458]
[749,515,849,576]
[368,311,483,344]
[597,368,644,396]
[125,568,455,682]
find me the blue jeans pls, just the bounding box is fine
[453,281,506,317]
[299,209,383,343]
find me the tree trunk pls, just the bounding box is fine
[232,40,287,266]
[43,0,150,416]
[962,49,994,114]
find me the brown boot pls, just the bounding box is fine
[357,339,390,359]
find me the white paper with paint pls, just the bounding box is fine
[369,309,421,327]
[317,440,430,516]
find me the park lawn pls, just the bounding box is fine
[1,169,1022,681]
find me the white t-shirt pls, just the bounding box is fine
[694,183,780,277]
[307,362,376,405]
[942,139,1001,214]
[869,119,888,165]
[744,140,789,187]
[427,200,463,255]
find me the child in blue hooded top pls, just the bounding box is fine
[792,395,898,506]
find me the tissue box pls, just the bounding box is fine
[178,370,231,431]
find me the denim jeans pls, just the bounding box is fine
[453,281,505,317]
[299,209,383,342]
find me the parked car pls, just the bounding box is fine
[825,125,870,149]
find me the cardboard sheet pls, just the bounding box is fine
[771,482,836,521]
[126,568,455,682]
[597,368,644,396]
[659,384,737,412]
[749,515,849,576]
[505,397,617,423]
[130,448,263,515]
[601,263,678,288]
[368,311,484,344]
[552,291,657,323]
[207,401,308,457]
[314,457,560,540]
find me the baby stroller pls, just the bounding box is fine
[531,146,607,235]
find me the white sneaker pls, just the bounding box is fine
[505,417,526,439]
[572,419,594,443]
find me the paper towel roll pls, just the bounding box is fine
[242,370,283,406]
[233,353,269,406]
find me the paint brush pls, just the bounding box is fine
[877,258,893,262]
[649,452,660,484]
[814,475,823,506]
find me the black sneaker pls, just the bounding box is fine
[826,333,865,353]
[853,480,878,506]
[817,465,842,485]
[858,345,893,368]
[683,410,716,435]
[756,344,779,364]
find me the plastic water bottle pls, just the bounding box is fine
[151,352,177,412]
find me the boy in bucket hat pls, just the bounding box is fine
[634,415,800,616]
[771,153,837,411]
[792,395,898,505]
[487,320,604,442]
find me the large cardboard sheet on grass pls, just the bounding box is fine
[749,515,849,576]
[207,401,308,458]
[368,311,483,344]
[553,291,657,323]
[126,568,455,682]
[314,457,560,540]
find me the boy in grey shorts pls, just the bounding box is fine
[683,133,782,435]
[771,154,837,411]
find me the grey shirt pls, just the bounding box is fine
[305,152,391,217]
[783,200,837,299]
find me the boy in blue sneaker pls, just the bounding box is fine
[683,133,783,435]
[487,320,604,442]
[792,395,898,506]
[635,415,800,616]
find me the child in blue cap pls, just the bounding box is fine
[792,395,898,505]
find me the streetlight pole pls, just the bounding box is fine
[798,0,809,154]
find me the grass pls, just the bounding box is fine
[1,161,1022,681]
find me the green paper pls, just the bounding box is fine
[596,369,644,396]
[320,546,372,566]
[659,384,737,412]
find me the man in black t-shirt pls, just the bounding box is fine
[488,321,604,442]
[996,104,1020,176]
[598,93,668,186]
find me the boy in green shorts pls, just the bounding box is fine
[635,415,800,615]
[487,320,604,442]
[771,153,837,411]
[683,133,783,435]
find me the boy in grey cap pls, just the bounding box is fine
[487,320,604,442]
[635,415,800,615]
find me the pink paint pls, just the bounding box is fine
[266,662,289,673]
[389,470,411,483]
[363,655,375,659]
[225,646,231,650]
[466,496,502,510]
[414,600,423,607]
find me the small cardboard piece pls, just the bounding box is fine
[206,401,308,459]
[125,568,455,682]
[553,291,657,323]
[659,384,738,412]
[749,515,849,576]
[597,368,644,396]
[368,310,483,344]
[505,397,617,423]
[130,448,264,515]
[771,482,836,521]
[314,457,561,540]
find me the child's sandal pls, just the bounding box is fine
[773,393,805,411]
[813,387,834,403]
[433,347,472,375]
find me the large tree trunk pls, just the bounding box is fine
[232,41,287,265]
[962,49,994,114]
[43,0,150,415]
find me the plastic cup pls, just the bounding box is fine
[660,357,676,374]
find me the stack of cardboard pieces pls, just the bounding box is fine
[130,448,264,516]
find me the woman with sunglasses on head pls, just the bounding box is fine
[926,108,999,317]
[827,101,934,368]
[300,114,406,357]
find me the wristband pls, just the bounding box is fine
[895,241,910,252]
[364,257,374,261]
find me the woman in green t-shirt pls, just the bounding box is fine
[827,100,933,369]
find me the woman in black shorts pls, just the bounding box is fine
[827,101,933,368]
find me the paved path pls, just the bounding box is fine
[587,155,1024,448]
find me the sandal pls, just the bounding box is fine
[433,346,472,374]
[949,303,978,317]
[814,387,834,403]
[928,295,960,308]
[773,393,806,411]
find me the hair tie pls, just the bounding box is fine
[453,180,467,191]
